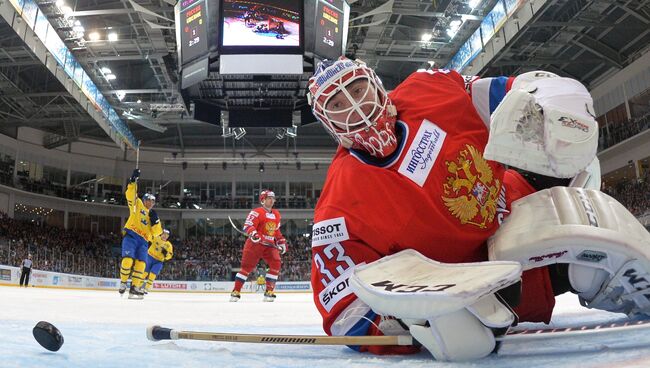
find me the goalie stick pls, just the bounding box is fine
[147,319,650,356]
[227,215,282,251]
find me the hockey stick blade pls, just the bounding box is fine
[147,326,178,341]
[146,326,413,346]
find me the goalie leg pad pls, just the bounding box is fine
[488,187,650,316]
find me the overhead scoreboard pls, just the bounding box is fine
[179,0,209,65]
[314,0,347,60]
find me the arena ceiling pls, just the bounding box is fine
[0,0,648,155]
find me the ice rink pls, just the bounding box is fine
[2,286,650,368]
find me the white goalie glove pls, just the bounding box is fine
[349,250,522,361]
[484,71,598,179]
[489,187,650,317]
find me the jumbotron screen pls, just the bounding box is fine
[180,0,209,64]
[221,0,301,47]
[314,0,345,60]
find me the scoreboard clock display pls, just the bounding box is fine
[314,0,345,60]
[180,0,209,64]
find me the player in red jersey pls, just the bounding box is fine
[306,57,650,361]
[230,190,288,302]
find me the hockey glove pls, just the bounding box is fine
[149,209,160,226]
[484,72,597,178]
[277,239,287,255]
[129,169,141,183]
[249,231,261,243]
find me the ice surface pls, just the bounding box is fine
[1,287,650,368]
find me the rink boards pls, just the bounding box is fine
[0,265,312,293]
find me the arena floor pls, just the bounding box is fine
[1,286,650,367]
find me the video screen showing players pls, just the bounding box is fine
[221,0,301,47]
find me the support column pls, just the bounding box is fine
[623,84,632,121]
[178,212,186,240]
[63,210,69,230]
[7,192,15,218]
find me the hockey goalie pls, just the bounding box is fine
[307,57,650,361]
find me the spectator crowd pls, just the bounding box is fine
[602,173,650,217]
[599,113,650,151]
[0,212,312,282]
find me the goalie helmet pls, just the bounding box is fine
[259,190,275,203]
[308,57,398,158]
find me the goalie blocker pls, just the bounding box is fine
[349,250,523,361]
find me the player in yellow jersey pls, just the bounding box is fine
[255,273,266,293]
[142,229,174,294]
[119,168,163,299]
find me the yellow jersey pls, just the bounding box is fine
[123,182,162,241]
[148,237,174,262]
[256,275,266,285]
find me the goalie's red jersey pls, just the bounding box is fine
[311,69,556,352]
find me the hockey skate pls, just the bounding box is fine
[263,291,276,302]
[118,282,128,296]
[230,290,241,302]
[128,285,144,300]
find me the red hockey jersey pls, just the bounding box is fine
[311,69,555,351]
[244,207,285,247]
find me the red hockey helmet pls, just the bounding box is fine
[259,190,275,203]
[307,57,398,158]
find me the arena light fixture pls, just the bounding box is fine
[61,6,73,18]
[421,33,432,42]
[88,32,100,41]
[233,128,247,140]
[469,0,482,9]
[221,126,235,138]
[107,32,118,42]
[447,19,463,39]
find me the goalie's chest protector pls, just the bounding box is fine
[317,70,535,263]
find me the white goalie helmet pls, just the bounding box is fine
[308,57,398,158]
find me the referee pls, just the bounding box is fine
[19,254,33,287]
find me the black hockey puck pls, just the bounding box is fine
[32,321,64,352]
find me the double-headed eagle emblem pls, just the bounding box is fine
[442,144,501,228]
